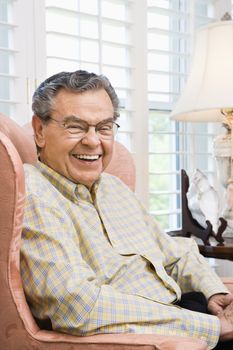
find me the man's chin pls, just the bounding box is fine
[72,172,102,188]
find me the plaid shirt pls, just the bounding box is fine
[21,161,227,348]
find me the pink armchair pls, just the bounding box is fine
[1,113,229,350]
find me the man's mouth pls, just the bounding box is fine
[72,154,101,161]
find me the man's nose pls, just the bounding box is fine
[81,126,101,146]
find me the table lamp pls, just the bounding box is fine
[170,18,233,234]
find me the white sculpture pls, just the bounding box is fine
[186,169,220,234]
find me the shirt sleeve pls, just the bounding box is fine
[141,205,229,299]
[21,193,220,349]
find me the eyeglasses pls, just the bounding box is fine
[48,116,120,140]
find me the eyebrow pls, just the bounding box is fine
[62,115,115,124]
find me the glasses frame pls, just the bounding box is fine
[47,116,120,140]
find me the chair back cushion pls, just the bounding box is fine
[0,113,37,164]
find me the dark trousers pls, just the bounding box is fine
[177,292,233,350]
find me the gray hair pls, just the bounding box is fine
[32,70,120,121]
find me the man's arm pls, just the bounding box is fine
[142,206,229,299]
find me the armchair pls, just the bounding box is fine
[0,113,223,349]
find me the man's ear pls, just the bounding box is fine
[32,115,46,148]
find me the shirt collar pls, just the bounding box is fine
[36,161,100,203]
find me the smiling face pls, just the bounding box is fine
[33,88,115,188]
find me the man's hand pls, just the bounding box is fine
[208,293,233,315]
[208,294,233,342]
[218,301,233,341]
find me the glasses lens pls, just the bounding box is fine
[65,121,87,136]
[97,122,118,138]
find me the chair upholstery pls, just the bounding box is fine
[0,112,221,349]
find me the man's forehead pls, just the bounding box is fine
[53,92,113,110]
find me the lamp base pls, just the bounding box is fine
[213,132,233,236]
[213,133,231,187]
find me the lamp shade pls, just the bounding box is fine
[170,20,233,122]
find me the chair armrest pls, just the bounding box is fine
[35,331,208,350]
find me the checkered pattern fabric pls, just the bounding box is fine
[20,162,227,349]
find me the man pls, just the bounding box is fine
[20,70,233,349]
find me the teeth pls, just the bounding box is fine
[74,154,99,160]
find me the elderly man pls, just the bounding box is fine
[21,70,233,350]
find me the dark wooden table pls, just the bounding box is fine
[198,237,233,261]
[169,230,233,261]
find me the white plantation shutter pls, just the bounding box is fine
[0,0,17,118]
[0,0,46,124]
[45,0,134,153]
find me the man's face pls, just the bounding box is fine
[33,88,115,188]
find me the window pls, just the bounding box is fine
[1,0,231,231]
[0,0,15,117]
[147,0,217,230]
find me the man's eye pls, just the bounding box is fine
[66,124,85,131]
[99,124,113,132]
